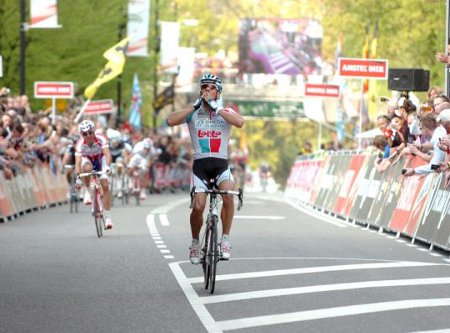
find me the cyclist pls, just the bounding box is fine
[107,129,132,199]
[74,120,113,229]
[61,133,80,196]
[166,73,245,264]
[127,138,158,200]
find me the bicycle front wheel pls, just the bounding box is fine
[209,216,219,294]
[203,225,211,290]
[95,216,103,238]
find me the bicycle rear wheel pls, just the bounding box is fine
[209,216,219,294]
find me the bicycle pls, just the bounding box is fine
[79,171,107,238]
[64,165,79,214]
[190,181,243,294]
[129,169,141,206]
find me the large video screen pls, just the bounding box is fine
[238,18,323,76]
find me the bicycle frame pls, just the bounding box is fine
[190,182,243,294]
[79,171,106,238]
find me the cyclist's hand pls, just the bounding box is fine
[193,98,202,111]
[105,166,112,176]
[204,97,221,115]
[75,176,83,189]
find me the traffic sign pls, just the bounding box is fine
[84,99,115,115]
[338,58,388,79]
[304,83,340,98]
[34,81,74,99]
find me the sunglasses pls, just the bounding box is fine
[201,84,217,90]
[82,131,93,136]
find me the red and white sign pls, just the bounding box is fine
[34,81,74,98]
[84,99,115,115]
[305,83,340,98]
[338,58,388,79]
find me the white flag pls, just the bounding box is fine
[160,21,180,74]
[126,0,150,57]
[29,0,61,29]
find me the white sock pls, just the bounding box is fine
[222,234,230,242]
[191,238,199,246]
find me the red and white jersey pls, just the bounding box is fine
[75,132,109,161]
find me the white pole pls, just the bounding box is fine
[359,80,364,150]
[51,98,56,125]
[74,98,91,124]
[318,121,322,150]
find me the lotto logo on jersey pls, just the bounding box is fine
[198,130,222,138]
[199,138,221,153]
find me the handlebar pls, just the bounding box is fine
[190,186,244,211]
[78,171,107,178]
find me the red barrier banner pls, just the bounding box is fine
[388,157,428,235]
[334,154,366,217]
[0,172,13,219]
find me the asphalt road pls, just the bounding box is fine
[1,191,450,333]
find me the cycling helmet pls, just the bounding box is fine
[199,74,222,92]
[78,120,95,134]
[143,138,153,149]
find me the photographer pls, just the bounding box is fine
[401,114,446,177]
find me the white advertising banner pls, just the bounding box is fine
[126,0,150,57]
[0,55,3,78]
[29,0,61,29]
[176,47,196,92]
[160,21,180,74]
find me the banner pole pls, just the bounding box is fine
[74,99,91,124]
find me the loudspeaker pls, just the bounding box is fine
[388,68,430,91]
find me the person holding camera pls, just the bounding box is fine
[401,114,447,177]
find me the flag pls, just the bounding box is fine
[29,0,61,28]
[84,37,129,99]
[152,84,175,114]
[128,74,142,128]
[335,34,345,142]
[368,21,379,120]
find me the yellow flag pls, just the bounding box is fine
[84,37,129,99]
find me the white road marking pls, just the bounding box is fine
[160,249,170,254]
[154,240,164,244]
[217,298,450,331]
[164,255,174,259]
[188,261,440,284]
[201,277,450,304]
[159,214,169,226]
[157,245,167,248]
[234,215,285,220]
[285,200,347,228]
[169,262,222,333]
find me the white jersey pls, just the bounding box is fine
[75,132,108,161]
[186,106,233,160]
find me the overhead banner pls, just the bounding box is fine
[238,18,323,76]
[29,0,61,29]
[159,21,180,74]
[126,0,150,57]
[227,100,304,118]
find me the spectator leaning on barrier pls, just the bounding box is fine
[402,114,447,177]
[436,109,450,187]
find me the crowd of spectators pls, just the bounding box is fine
[0,87,195,193]
[372,84,450,187]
